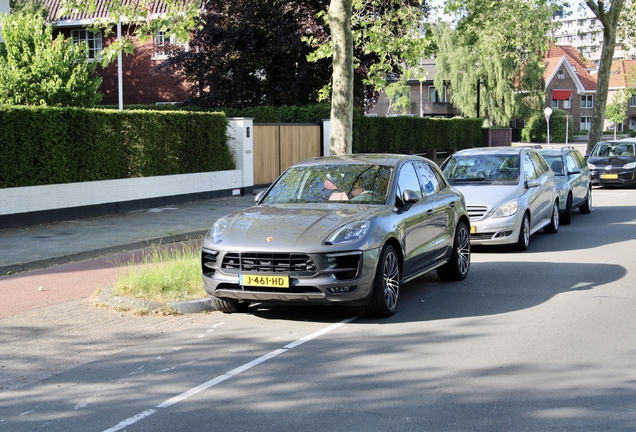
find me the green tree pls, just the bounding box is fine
[328,0,354,155]
[162,0,333,109]
[384,79,411,115]
[308,0,433,154]
[605,89,630,139]
[0,12,102,106]
[432,0,558,127]
[584,0,625,153]
[9,0,48,18]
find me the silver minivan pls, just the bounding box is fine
[441,147,559,251]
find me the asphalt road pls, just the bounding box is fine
[2,187,636,431]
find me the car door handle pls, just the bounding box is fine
[449,201,456,208]
[426,209,434,216]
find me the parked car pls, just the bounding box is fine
[441,147,559,251]
[201,154,471,318]
[587,139,636,188]
[537,147,592,224]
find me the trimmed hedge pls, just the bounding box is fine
[1,103,483,189]
[0,106,233,188]
[353,116,483,154]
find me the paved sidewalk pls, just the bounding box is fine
[0,194,257,275]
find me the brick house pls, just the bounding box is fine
[607,59,636,131]
[543,44,598,133]
[43,0,190,105]
[367,59,459,118]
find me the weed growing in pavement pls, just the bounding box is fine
[113,243,207,303]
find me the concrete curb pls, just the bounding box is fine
[0,230,208,276]
[96,286,216,314]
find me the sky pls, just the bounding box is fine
[426,0,589,21]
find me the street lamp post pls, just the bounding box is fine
[544,107,552,148]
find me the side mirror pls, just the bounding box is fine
[526,178,541,188]
[254,190,265,204]
[396,189,421,213]
[568,167,581,175]
[402,189,421,203]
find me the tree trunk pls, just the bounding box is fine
[328,0,353,155]
[586,0,624,155]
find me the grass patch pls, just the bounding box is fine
[113,242,207,303]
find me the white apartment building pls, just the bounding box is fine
[552,14,630,66]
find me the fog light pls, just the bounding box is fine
[494,230,513,238]
[328,286,356,293]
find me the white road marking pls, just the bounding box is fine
[103,315,359,432]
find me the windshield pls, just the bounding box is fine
[591,142,635,158]
[443,154,520,185]
[261,163,393,204]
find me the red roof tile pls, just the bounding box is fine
[544,43,597,91]
[609,60,636,88]
[44,0,192,22]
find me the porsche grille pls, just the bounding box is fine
[221,252,318,276]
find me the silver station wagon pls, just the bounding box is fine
[201,154,471,318]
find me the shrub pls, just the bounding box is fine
[521,108,573,143]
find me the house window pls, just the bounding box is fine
[552,99,559,108]
[581,95,593,108]
[630,95,636,107]
[428,86,446,103]
[153,31,188,59]
[71,29,102,60]
[557,69,564,79]
[564,98,571,109]
[580,116,592,131]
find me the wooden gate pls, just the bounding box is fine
[253,124,322,186]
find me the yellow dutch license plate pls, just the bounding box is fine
[470,226,477,234]
[601,173,618,179]
[239,274,289,288]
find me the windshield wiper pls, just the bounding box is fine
[450,178,492,182]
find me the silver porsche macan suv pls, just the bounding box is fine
[202,154,471,317]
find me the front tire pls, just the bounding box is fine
[514,213,530,251]
[437,221,470,281]
[364,244,400,318]
[561,194,572,225]
[544,201,560,234]
[580,187,592,214]
[211,297,250,314]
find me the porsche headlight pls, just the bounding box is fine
[324,220,371,245]
[587,162,597,169]
[492,201,518,218]
[206,218,230,244]
[623,162,636,169]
